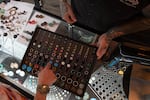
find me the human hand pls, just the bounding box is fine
[63,3,77,24]
[96,33,112,60]
[38,63,57,86]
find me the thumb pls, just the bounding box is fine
[70,13,77,22]
[96,48,102,60]
[96,47,107,60]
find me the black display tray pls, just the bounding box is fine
[19,27,97,97]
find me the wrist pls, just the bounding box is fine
[35,91,47,100]
[103,32,113,43]
[38,81,49,86]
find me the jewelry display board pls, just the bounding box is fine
[20,27,97,97]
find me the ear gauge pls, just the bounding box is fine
[3,32,8,36]
[10,62,19,69]
[35,14,44,18]
[28,20,37,24]
[2,32,8,45]
[56,73,61,79]
[18,11,27,15]
[41,21,48,26]
[16,69,25,77]
[67,78,72,84]
[0,25,4,29]
[8,71,14,77]
[20,35,30,42]
[13,34,19,38]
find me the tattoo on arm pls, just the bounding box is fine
[106,17,150,40]
[107,31,124,40]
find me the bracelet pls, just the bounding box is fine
[36,84,50,94]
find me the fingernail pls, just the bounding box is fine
[46,63,51,68]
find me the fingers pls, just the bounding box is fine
[96,47,107,60]
[70,13,77,22]
[96,41,109,60]
[63,12,77,24]
[51,75,57,84]
[96,33,110,59]
[45,62,51,69]
[63,16,76,24]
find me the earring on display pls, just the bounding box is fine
[8,6,18,15]
[35,14,44,18]
[20,35,31,42]
[13,34,19,39]
[41,21,48,26]
[16,69,25,77]
[18,10,27,15]
[11,32,19,56]
[0,26,4,48]
[0,7,5,15]
[0,26,7,48]
[48,21,58,27]
[2,32,8,46]
[9,8,17,16]
[41,21,58,28]
[3,70,14,77]
[8,15,15,21]
[10,62,19,69]
[28,20,37,24]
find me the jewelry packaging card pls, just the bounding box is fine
[0,1,34,59]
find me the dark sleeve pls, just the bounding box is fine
[142,4,150,17]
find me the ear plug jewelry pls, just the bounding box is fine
[10,62,19,69]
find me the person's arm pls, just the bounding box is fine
[142,4,150,17]
[96,4,150,59]
[34,63,57,100]
[105,17,150,40]
[34,91,47,100]
[105,4,150,40]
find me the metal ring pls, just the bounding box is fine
[61,76,66,81]
[67,78,72,84]
[73,81,79,87]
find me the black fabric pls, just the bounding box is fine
[71,0,150,33]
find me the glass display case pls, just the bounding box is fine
[0,0,149,100]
